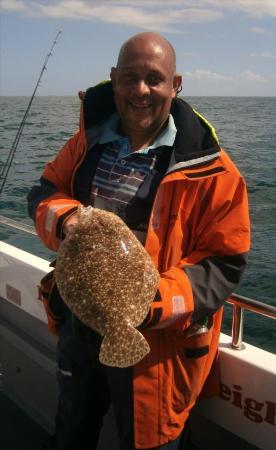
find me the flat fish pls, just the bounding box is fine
[55,206,160,368]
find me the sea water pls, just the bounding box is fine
[0,95,275,353]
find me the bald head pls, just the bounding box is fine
[117,32,176,74]
[110,32,182,150]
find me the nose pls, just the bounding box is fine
[134,79,150,96]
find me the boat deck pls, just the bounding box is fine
[0,392,48,450]
[0,392,200,450]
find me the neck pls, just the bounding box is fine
[120,118,169,151]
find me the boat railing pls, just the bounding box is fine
[1,214,276,351]
[0,215,37,235]
[227,294,276,350]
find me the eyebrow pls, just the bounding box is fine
[120,67,165,76]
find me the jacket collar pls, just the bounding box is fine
[82,81,221,171]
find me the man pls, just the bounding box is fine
[28,32,250,450]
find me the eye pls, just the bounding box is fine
[123,73,137,83]
[147,74,162,86]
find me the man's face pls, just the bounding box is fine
[110,40,181,139]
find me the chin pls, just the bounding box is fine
[131,118,153,130]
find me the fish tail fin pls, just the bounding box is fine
[99,323,150,368]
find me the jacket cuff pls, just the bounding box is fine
[140,266,194,330]
[56,206,79,240]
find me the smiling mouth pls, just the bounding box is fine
[130,101,152,109]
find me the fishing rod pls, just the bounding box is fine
[0,29,63,195]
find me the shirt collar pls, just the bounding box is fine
[99,112,177,150]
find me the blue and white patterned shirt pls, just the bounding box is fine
[90,112,177,243]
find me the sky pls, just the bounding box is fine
[1,0,276,96]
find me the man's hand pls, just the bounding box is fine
[62,213,79,236]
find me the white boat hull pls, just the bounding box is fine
[1,241,275,449]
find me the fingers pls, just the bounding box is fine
[62,213,79,236]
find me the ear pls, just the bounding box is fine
[110,67,117,87]
[172,74,182,98]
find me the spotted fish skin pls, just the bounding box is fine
[100,321,150,368]
[55,206,160,368]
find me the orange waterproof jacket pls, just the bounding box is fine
[28,81,250,448]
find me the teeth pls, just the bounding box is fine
[131,103,150,108]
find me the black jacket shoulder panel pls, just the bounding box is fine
[170,98,220,163]
[83,81,116,130]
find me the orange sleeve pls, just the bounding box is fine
[31,132,84,251]
[142,172,250,331]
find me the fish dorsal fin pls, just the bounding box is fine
[99,322,150,368]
